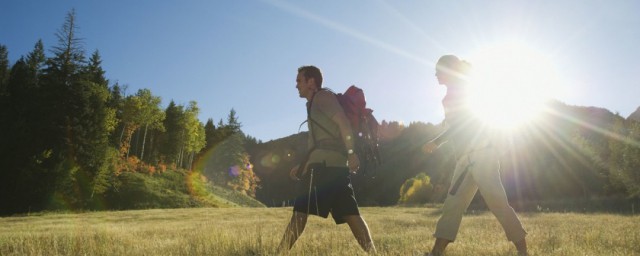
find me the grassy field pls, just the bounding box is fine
[1,207,639,255]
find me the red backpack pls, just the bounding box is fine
[332,85,382,175]
[303,85,382,176]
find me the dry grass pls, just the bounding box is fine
[1,207,639,255]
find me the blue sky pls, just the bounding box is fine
[2,0,639,142]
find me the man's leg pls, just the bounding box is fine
[278,211,308,251]
[344,215,376,253]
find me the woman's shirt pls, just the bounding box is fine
[435,86,489,155]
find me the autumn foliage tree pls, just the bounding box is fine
[398,173,434,205]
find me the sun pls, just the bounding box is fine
[467,40,559,130]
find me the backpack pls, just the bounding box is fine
[306,85,382,175]
[336,85,382,175]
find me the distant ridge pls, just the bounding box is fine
[628,106,640,121]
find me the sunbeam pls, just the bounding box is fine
[261,0,430,65]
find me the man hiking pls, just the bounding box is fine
[277,65,376,254]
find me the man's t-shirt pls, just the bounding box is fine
[305,90,348,169]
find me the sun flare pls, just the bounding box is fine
[467,41,558,130]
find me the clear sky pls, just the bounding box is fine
[2,0,639,142]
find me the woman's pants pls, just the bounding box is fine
[434,147,527,242]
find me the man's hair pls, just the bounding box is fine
[298,65,323,89]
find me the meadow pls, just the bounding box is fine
[1,207,639,255]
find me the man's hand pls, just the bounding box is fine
[423,141,439,154]
[347,153,360,174]
[290,164,301,180]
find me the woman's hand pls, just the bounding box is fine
[423,141,439,154]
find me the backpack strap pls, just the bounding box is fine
[307,89,341,140]
[307,91,345,153]
[297,91,323,172]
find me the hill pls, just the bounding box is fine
[628,106,640,121]
[100,169,264,211]
[248,100,639,208]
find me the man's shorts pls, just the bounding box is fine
[293,162,360,224]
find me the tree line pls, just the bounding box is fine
[251,103,640,212]
[0,10,259,215]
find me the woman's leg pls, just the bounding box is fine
[471,149,527,254]
[432,156,479,253]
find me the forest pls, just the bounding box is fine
[0,11,261,215]
[2,10,640,216]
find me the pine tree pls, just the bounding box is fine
[107,83,125,148]
[26,40,46,78]
[204,118,217,150]
[79,50,117,205]
[45,9,85,86]
[0,43,54,213]
[38,9,117,208]
[0,45,9,95]
[84,50,108,86]
[159,101,185,166]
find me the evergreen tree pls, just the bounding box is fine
[0,45,9,95]
[107,83,125,148]
[159,101,185,166]
[34,9,118,208]
[0,42,53,213]
[44,9,85,86]
[26,40,46,78]
[79,50,117,205]
[40,9,86,159]
[84,50,108,86]
[203,118,217,150]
